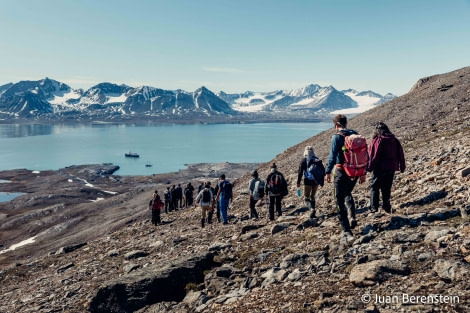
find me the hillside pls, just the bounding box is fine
[0,66,469,313]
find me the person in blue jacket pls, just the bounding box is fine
[325,114,364,239]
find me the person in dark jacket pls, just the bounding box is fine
[325,114,364,239]
[297,146,325,218]
[265,163,287,221]
[163,186,172,213]
[175,183,183,208]
[367,122,406,213]
[184,182,194,208]
[248,170,261,219]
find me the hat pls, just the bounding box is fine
[304,146,315,158]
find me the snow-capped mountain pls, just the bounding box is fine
[217,84,392,114]
[0,78,396,121]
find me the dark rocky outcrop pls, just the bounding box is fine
[88,253,215,313]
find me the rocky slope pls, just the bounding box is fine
[0,66,469,313]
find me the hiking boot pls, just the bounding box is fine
[342,231,354,243]
[349,218,357,229]
[309,209,316,219]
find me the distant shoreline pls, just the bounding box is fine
[0,115,329,126]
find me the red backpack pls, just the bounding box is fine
[152,196,164,210]
[341,133,368,177]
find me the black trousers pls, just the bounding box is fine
[249,196,259,219]
[370,170,395,212]
[268,195,282,221]
[334,169,358,232]
[151,209,161,225]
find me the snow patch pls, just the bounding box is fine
[49,90,81,105]
[105,94,128,104]
[0,236,37,254]
[331,91,381,114]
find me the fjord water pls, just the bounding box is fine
[0,122,330,176]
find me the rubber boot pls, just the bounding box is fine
[201,218,205,228]
[208,210,213,224]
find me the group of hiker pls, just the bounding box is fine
[150,114,406,238]
[149,174,234,227]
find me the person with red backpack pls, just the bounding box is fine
[367,122,406,214]
[150,189,163,225]
[265,163,288,221]
[325,114,366,240]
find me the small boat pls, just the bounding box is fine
[125,152,139,158]
[145,161,152,167]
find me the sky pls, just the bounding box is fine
[0,0,469,97]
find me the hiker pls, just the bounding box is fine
[265,163,288,221]
[215,174,233,225]
[248,170,264,219]
[325,114,365,238]
[297,146,325,218]
[206,181,216,223]
[150,189,163,225]
[213,182,221,222]
[175,183,183,209]
[163,186,172,213]
[184,182,194,208]
[171,185,178,211]
[195,182,214,227]
[197,182,205,193]
[367,121,406,214]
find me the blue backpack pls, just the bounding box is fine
[304,157,325,186]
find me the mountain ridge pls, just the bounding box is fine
[0,78,395,121]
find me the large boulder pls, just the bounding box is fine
[88,252,215,313]
[349,260,410,287]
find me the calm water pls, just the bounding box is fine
[0,122,330,176]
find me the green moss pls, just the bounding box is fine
[185,282,198,293]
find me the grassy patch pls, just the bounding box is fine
[185,282,198,293]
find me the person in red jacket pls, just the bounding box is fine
[367,122,406,213]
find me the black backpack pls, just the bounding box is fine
[164,190,171,200]
[221,181,233,200]
[202,188,211,203]
[269,173,283,195]
[184,188,192,198]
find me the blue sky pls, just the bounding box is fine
[1,0,469,96]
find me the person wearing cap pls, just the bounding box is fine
[297,146,325,218]
[248,170,262,219]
